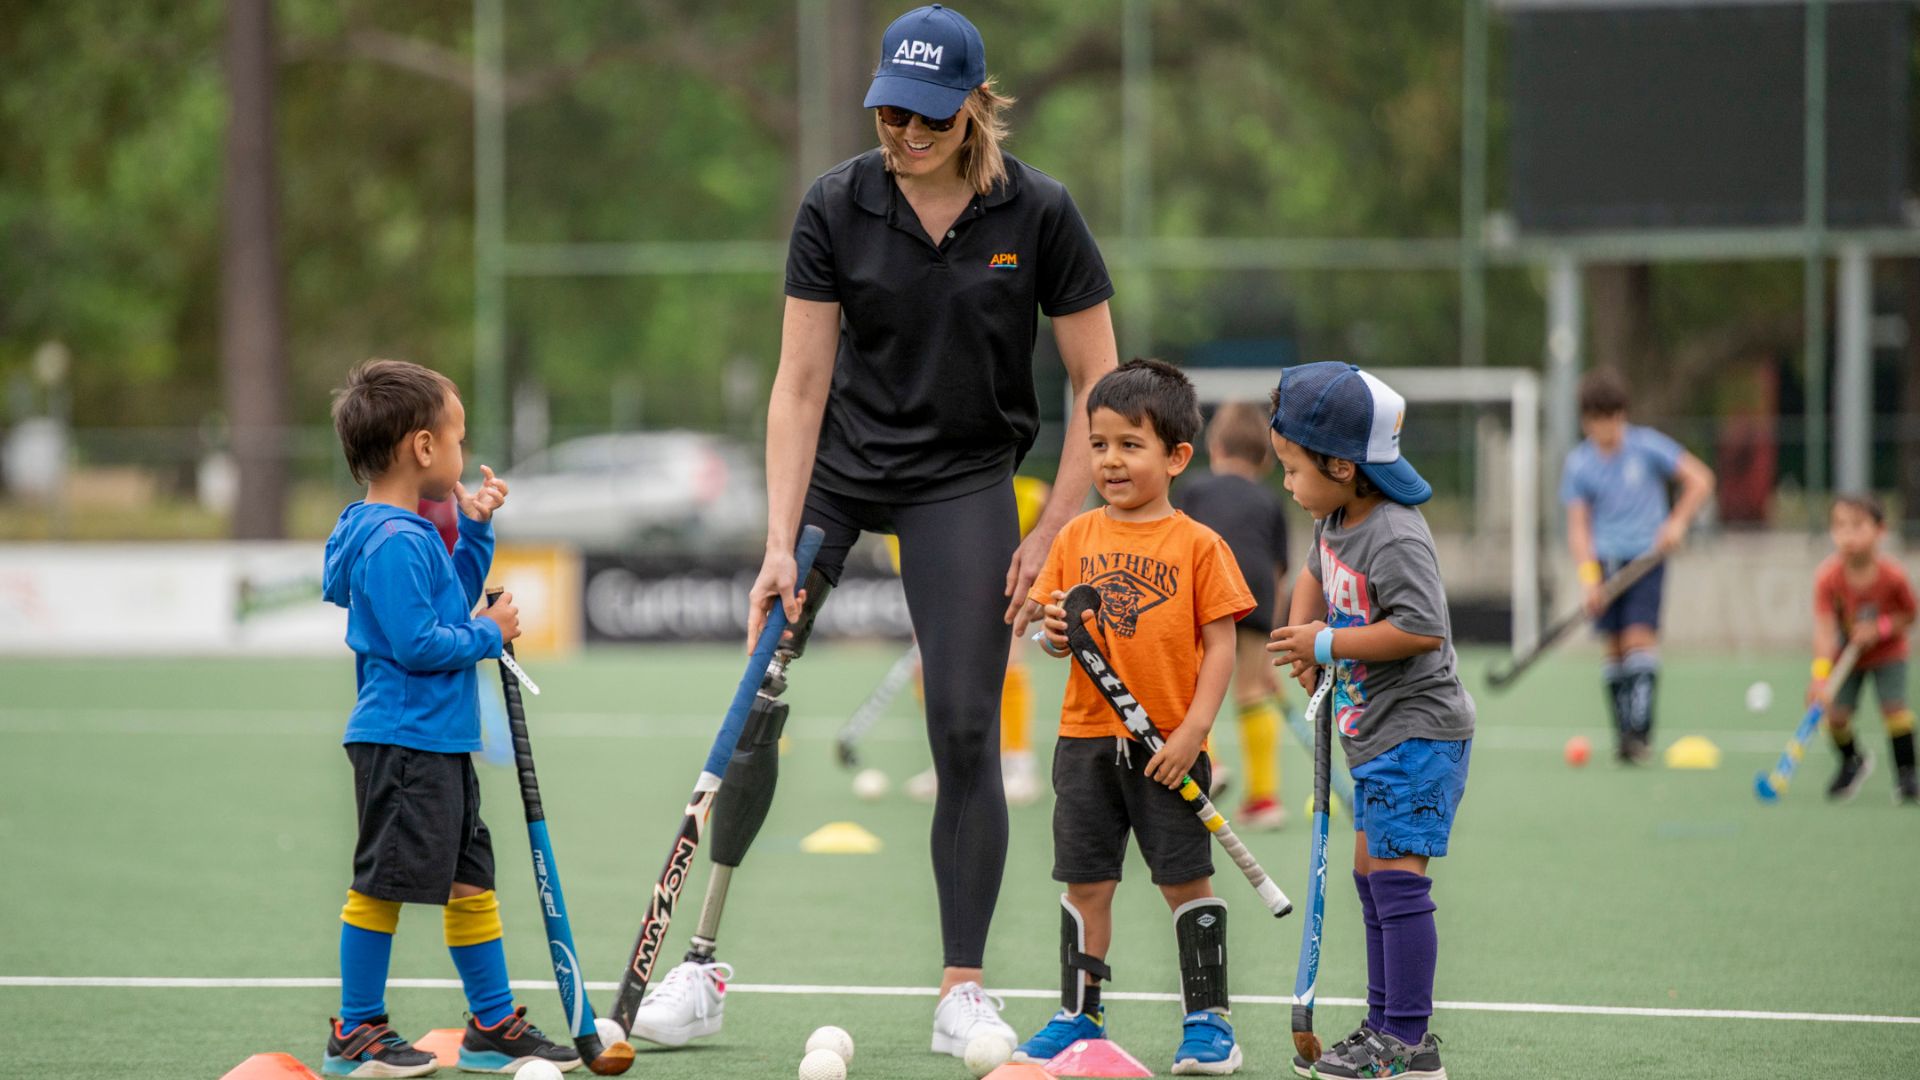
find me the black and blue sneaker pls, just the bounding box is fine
[1291,1025,1374,1079]
[457,1007,580,1073]
[323,1016,438,1078]
[1305,1028,1444,1079]
[1011,1006,1107,1064]
[1171,1011,1241,1075]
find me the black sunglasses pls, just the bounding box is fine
[876,104,961,132]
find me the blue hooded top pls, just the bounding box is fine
[322,501,503,753]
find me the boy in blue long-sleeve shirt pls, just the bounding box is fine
[320,358,579,1077]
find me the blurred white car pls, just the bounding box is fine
[492,432,764,552]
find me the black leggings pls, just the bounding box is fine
[802,480,1017,969]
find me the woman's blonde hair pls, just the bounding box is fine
[875,78,1014,195]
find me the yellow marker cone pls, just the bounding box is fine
[800,821,883,854]
[1663,735,1722,770]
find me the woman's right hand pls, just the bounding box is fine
[746,547,805,653]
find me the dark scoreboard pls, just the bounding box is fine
[1505,0,1911,232]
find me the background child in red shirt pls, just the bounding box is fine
[1811,495,1918,803]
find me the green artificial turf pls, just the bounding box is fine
[2,645,1916,1078]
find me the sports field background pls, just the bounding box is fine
[4,643,1916,1079]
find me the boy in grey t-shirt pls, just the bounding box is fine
[1263,362,1473,1080]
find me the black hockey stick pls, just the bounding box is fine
[1060,584,1292,917]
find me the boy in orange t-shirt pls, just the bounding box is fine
[1015,359,1255,1075]
[1811,495,1918,802]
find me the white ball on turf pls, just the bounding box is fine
[798,1048,848,1080]
[964,1033,1013,1078]
[594,1016,627,1049]
[514,1061,564,1080]
[805,1025,855,1064]
[1746,680,1774,714]
[851,768,890,801]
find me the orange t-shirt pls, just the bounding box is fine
[1031,508,1255,740]
[1813,553,1917,670]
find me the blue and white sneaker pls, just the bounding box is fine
[1011,1007,1107,1064]
[1171,1011,1243,1075]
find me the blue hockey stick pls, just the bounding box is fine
[1755,640,1863,803]
[1290,664,1337,1063]
[608,525,824,1033]
[489,590,633,1075]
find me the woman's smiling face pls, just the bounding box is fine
[877,106,969,179]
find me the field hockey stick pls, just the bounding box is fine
[607,525,824,1035]
[1284,703,1353,820]
[834,642,919,768]
[1059,585,1292,918]
[1486,551,1665,690]
[1754,639,1866,803]
[1289,661,1339,1063]
[485,590,633,1076]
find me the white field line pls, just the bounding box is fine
[0,709,1801,752]
[1,976,1914,1026]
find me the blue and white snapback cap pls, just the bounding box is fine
[864,5,987,120]
[1270,362,1432,506]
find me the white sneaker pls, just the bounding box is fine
[931,981,1017,1057]
[626,959,733,1048]
[1003,752,1042,807]
[906,767,939,803]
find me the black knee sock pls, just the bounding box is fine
[1623,649,1659,739]
[1602,662,1628,740]
[1892,731,1915,772]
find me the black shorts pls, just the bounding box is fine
[1052,736,1214,887]
[1595,559,1666,635]
[346,743,495,904]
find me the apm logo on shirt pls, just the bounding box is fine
[891,39,944,70]
[989,252,1020,271]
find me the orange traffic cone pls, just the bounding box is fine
[983,1065,1054,1080]
[413,1028,465,1067]
[218,1053,321,1080]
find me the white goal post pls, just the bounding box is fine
[1183,366,1542,656]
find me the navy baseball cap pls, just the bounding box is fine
[864,5,987,120]
[1269,362,1432,506]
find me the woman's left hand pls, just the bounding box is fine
[1006,521,1061,633]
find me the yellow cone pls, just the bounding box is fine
[800,821,883,854]
[1663,735,1722,770]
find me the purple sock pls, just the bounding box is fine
[1369,869,1437,1046]
[1352,870,1386,1031]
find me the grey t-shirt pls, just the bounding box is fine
[1307,501,1476,766]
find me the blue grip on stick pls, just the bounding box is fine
[702,525,825,778]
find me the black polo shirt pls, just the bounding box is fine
[785,149,1114,502]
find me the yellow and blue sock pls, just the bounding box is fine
[446,890,515,1027]
[1001,661,1032,756]
[1237,697,1281,803]
[339,890,401,1027]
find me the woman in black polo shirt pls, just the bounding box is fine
[671,2,1116,1059]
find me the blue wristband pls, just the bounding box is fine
[1313,626,1336,665]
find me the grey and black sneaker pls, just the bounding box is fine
[1895,766,1918,805]
[457,1007,581,1073]
[323,1016,439,1078]
[1291,1025,1372,1079]
[1826,750,1875,802]
[1304,1028,1443,1080]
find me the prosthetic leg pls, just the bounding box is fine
[684,570,832,964]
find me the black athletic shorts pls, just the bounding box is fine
[346,743,495,904]
[1052,736,1214,887]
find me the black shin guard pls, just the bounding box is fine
[1174,897,1229,1015]
[1059,895,1111,1016]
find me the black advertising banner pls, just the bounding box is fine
[583,554,913,643]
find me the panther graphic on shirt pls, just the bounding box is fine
[1321,538,1373,737]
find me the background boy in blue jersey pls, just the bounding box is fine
[320,359,578,1077]
[1559,370,1716,764]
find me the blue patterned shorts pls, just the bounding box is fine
[1351,737,1472,859]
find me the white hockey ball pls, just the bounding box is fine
[593,1016,627,1048]
[964,1033,1013,1078]
[798,1048,848,1080]
[852,768,890,801]
[805,1024,855,1064]
[1746,680,1773,714]
[514,1061,564,1080]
